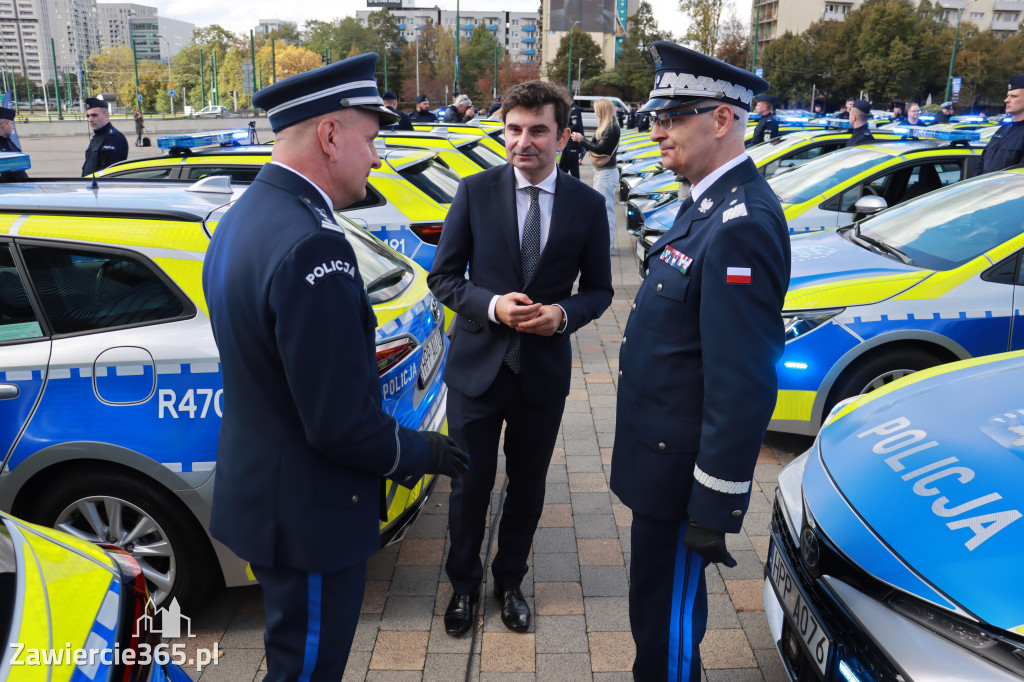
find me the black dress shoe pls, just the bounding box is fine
[494,584,530,632]
[444,591,478,637]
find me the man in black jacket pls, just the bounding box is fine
[558,100,585,178]
[409,95,437,123]
[0,107,27,181]
[82,98,128,176]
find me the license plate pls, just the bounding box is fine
[418,327,444,388]
[768,538,831,676]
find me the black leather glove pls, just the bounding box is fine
[420,431,470,478]
[683,520,737,567]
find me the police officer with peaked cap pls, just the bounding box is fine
[610,41,790,681]
[750,93,780,144]
[81,97,128,176]
[0,107,27,181]
[937,100,955,123]
[974,75,1024,177]
[845,99,875,147]
[202,53,469,681]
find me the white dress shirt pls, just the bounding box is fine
[270,161,334,213]
[688,152,749,203]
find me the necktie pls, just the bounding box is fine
[505,185,542,374]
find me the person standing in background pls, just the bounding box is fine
[558,99,585,179]
[133,109,144,146]
[572,97,620,255]
[82,98,128,176]
[0,107,27,181]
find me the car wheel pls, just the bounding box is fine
[826,347,945,419]
[33,470,212,609]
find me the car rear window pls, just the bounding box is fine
[105,167,174,179]
[398,160,460,204]
[20,245,188,334]
[185,166,261,183]
[339,220,414,303]
[458,141,506,169]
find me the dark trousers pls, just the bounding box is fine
[559,149,581,179]
[445,363,566,594]
[629,514,709,682]
[252,561,366,682]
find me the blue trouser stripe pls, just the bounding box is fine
[667,523,703,681]
[298,572,323,682]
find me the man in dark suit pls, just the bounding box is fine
[610,41,790,681]
[429,80,613,637]
[202,53,468,681]
[81,97,128,176]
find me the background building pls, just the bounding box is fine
[355,8,542,64]
[254,19,297,37]
[539,0,638,74]
[98,2,154,49]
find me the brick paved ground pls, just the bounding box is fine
[172,188,809,681]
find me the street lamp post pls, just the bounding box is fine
[944,0,977,103]
[157,34,173,117]
[566,21,580,90]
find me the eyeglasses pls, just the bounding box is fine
[651,106,740,131]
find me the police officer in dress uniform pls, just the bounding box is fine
[0,107,27,181]
[381,91,415,131]
[845,99,874,147]
[201,54,469,682]
[750,93,780,144]
[81,97,128,176]
[974,75,1024,177]
[937,101,955,123]
[409,95,438,123]
[610,41,790,681]
[559,99,586,178]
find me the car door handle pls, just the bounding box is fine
[0,384,20,399]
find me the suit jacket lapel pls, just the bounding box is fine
[491,165,523,283]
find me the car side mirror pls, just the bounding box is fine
[853,195,888,216]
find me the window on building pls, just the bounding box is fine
[969,11,984,18]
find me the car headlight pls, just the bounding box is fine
[889,595,1024,677]
[783,309,844,342]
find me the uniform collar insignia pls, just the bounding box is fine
[698,197,714,213]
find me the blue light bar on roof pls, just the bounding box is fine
[0,152,30,172]
[918,114,936,123]
[951,115,986,123]
[157,129,249,150]
[1002,115,1013,124]
[821,117,853,129]
[892,125,980,141]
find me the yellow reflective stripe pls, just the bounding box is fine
[182,154,269,165]
[372,260,432,327]
[97,157,185,175]
[772,389,817,422]
[18,215,209,253]
[21,521,116,568]
[245,563,257,581]
[12,546,50,681]
[828,350,1024,424]
[436,152,480,177]
[386,138,446,149]
[155,257,208,315]
[0,213,21,234]
[369,177,445,222]
[1014,623,1024,636]
[982,231,1024,269]
[784,156,903,218]
[785,272,927,309]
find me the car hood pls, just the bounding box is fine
[785,231,929,310]
[815,352,1024,632]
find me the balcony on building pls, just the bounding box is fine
[523,25,536,31]
[522,48,535,55]
[522,36,535,43]
[990,16,1021,28]
[994,0,1023,10]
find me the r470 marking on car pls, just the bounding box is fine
[158,388,224,419]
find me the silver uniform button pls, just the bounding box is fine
[658,442,666,451]
[618,370,623,378]
[632,302,637,311]
[352,495,359,504]
[656,283,663,292]
[731,510,742,517]
[622,336,626,344]
[645,268,649,276]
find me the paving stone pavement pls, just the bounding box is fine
[175,173,812,681]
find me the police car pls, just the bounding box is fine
[0,178,449,607]
[765,350,1024,681]
[100,131,460,269]
[773,166,1024,435]
[411,121,506,155]
[0,510,194,681]
[377,129,507,177]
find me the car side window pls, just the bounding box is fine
[105,167,174,179]
[19,244,186,335]
[0,244,43,342]
[185,166,260,182]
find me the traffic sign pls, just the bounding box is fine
[137,93,143,102]
[169,89,175,97]
[755,67,763,78]
[242,61,254,95]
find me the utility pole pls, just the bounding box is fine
[212,51,219,106]
[493,43,498,98]
[454,0,461,94]
[271,40,277,84]
[567,22,580,90]
[51,38,62,118]
[199,49,206,108]
[752,6,760,70]
[250,30,257,105]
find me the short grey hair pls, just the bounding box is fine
[456,94,473,108]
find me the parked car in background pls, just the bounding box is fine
[192,106,228,118]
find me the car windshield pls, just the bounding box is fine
[769,147,888,204]
[398,159,460,204]
[458,140,506,169]
[338,219,414,303]
[850,171,1024,271]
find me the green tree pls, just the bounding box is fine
[679,0,724,54]
[461,24,504,102]
[303,18,369,64]
[855,0,933,102]
[614,2,670,100]
[172,25,241,110]
[366,10,403,94]
[760,32,813,104]
[545,28,603,90]
[715,13,748,68]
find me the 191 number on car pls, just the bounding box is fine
[768,540,831,675]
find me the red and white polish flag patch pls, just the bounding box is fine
[726,267,752,284]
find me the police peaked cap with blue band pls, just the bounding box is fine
[252,53,399,132]
[1009,75,1024,91]
[639,41,768,114]
[84,97,108,110]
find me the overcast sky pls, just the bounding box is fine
[145,0,754,46]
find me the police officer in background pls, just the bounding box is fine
[0,107,27,181]
[409,95,437,123]
[750,93,780,143]
[381,91,414,131]
[202,54,469,681]
[937,101,955,123]
[974,75,1024,177]
[610,41,790,681]
[559,98,586,178]
[845,99,875,147]
[81,97,128,176]
[891,101,906,125]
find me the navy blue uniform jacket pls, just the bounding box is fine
[428,164,614,399]
[610,158,790,533]
[202,164,430,571]
[845,125,874,147]
[751,113,779,144]
[82,122,128,176]
[0,136,27,181]
[975,120,1024,176]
